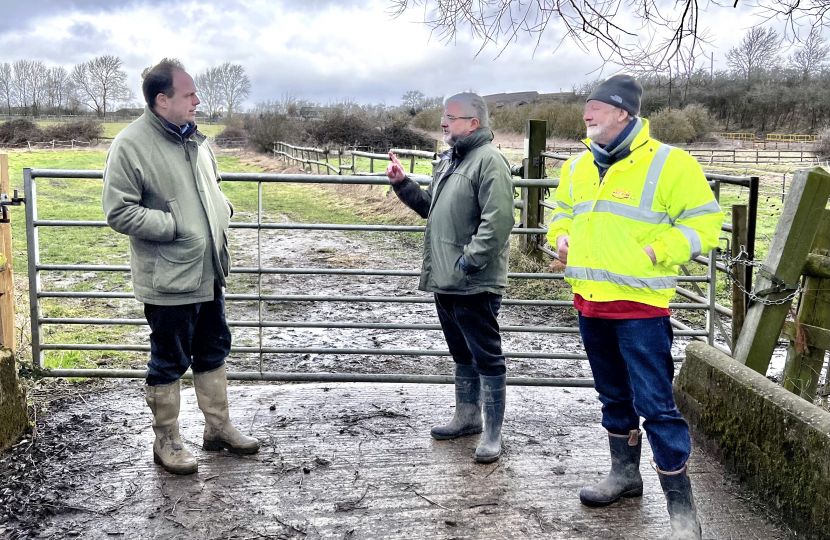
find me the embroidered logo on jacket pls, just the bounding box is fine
[611,189,631,200]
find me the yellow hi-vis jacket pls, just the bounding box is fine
[546,120,724,308]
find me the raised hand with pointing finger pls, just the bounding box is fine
[385,152,406,185]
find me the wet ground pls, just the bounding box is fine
[0,382,797,539]
[0,208,800,539]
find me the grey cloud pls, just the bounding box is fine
[0,0,168,32]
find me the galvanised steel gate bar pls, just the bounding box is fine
[24,168,719,385]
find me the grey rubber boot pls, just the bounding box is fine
[145,381,198,475]
[475,374,506,463]
[431,364,483,440]
[193,365,260,455]
[579,429,643,507]
[656,463,702,540]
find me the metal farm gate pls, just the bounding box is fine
[23,167,721,386]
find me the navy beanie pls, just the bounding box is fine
[586,75,642,117]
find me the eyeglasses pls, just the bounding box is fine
[441,116,474,123]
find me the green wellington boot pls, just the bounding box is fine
[431,364,483,440]
[580,429,644,506]
[474,374,506,463]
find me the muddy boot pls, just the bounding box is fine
[475,374,506,463]
[145,381,198,475]
[656,463,702,540]
[431,364,483,440]
[579,429,643,507]
[193,365,260,455]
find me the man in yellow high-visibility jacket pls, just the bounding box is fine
[547,75,722,540]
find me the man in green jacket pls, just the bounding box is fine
[102,59,258,475]
[386,92,515,462]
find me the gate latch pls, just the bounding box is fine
[0,190,25,224]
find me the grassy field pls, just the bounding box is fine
[2,145,802,373]
[4,148,421,372]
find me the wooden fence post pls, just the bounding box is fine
[731,204,748,347]
[520,119,545,260]
[781,209,830,402]
[733,167,830,374]
[0,153,15,351]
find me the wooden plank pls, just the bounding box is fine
[781,322,830,351]
[781,209,830,401]
[731,205,748,347]
[0,153,15,351]
[733,167,830,374]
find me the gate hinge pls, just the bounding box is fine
[0,190,25,224]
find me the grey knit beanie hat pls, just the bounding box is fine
[586,75,642,117]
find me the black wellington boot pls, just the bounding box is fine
[656,463,702,540]
[474,374,506,463]
[579,430,643,507]
[430,364,483,440]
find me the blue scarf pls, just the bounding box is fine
[590,118,643,176]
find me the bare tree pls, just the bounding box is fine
[71,55,133,117]
[216,63,251,119]
[389,0,827,71]
[0,63,12,115]
[401,90,426,110]
[194,66,225,119]
[12,60,33,114]
[788,28,830,79]
[26,61,49,116]
[46,66,71,110]
[726,27,782,80]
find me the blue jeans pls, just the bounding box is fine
[144,285,231,386]
[578,314,690,472]
[434,293,506,377]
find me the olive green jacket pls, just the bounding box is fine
[393,128,515,295]
[102,107,232,306]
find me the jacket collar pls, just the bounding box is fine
[451,127,494,160]
[582,118,652,156]
[145,105,205,145]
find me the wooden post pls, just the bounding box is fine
[781,209,830,402]
[520,119,545,260]
[370,157,374,174]
[733,167,830,374]
[315,151,321,174]
[338,147,342,175]
[0,153,15,351]
[731,204,748,348]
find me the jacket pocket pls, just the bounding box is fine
[153,236,205,293]
[219,229,231,277]
[429,239,467,290]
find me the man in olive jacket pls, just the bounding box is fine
[102,59,258,475]
[386,92,515,462]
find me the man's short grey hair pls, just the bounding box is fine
[445,92,490,128]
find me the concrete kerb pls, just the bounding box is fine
[675,341,830,540]
[0,348,29,452]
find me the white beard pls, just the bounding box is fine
[443,132,458,147]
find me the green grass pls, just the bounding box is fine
[4,149,433,371]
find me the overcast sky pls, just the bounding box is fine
[0,0,806,109]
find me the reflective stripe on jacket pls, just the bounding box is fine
[545,119,723,308]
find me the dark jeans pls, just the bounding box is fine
[434,292,505,377]
[144,285,231,386]
[578,314,690,472]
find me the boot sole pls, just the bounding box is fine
[430,426,483,441]
[203,439,260,455]
[474,451,501,464]
[153,452,198,475]
[579,486,643,507]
